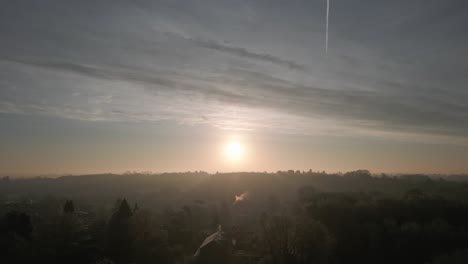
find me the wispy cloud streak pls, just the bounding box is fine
[164,32,306,71]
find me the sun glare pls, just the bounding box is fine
[225,142,244,161]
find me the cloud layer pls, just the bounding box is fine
[1,0,467,144]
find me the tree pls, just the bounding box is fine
[260,212,294,264]
[297,186,317,205]
[0,211,33,263]
[1,211,33,239]
[291,217,335,264]
[344,170,372,180]
[133,208,171,264]
[431,249,468,264]
[63,200,75,214]
[108,198,135,263]
[115,199,133,219]
[404,188,427,201]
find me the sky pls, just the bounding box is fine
[1,0,468,176]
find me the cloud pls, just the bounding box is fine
[0,0,467,145]
[164,32,306,71]
[2,54,467,144]
[0,102,22,114]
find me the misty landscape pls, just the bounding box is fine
[3,171,468,263]
[2,0,468,263]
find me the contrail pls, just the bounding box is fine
[326,0,330,53]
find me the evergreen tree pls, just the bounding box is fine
[108,198,134,263]
[115,199,132,218]
[63,200,75,214]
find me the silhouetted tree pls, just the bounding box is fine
[1,211,32,239]
[431,249,468,264]
[108,198,135,263]
[133,208,171,264]
[297,186,317,205]
[260,212,294,264]
[404,188,427,201]
[291,217,335,264]
[63,200,75,214]
[344,170,372,180]
[0,211,33,262]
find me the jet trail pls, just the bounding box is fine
[326,0,330,53]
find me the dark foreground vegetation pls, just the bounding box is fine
[2,170,468,263]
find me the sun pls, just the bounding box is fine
[225,142,244,161]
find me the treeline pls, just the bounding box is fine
[2,171,468,263]
[3,171,468,202]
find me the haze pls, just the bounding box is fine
[1,0,468,176]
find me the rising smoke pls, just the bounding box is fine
[234,191,249,205]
